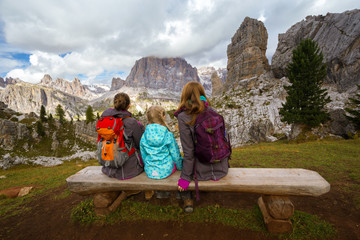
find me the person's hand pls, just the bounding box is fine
[178,185,185,192]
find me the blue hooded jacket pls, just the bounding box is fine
[140,124,183,179]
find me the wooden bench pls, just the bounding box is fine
[66,166,330,234]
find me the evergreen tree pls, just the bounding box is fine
[279,38,331,127]
[55,104,66,124]
[344,85,360,130]
[40,105,47,122]
[36,121,46,137]
[48,113,53,121]
[96,112,100,120]
[85,105,95,124]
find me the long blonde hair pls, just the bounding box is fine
[146,106,169,130]
[177,81,209,125]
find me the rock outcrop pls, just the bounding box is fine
[0,119,30,150]
[226,17,270,88]
[125,57,200,92]
[110,77,126,91]
[271,9,360,92]
[213,72,290,146]
[75,121,97,143]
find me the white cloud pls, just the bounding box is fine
[0,57,23,74]
[0,0,359,84]
[188,0,215,12]
[258,10,267,22]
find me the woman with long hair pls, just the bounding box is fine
[174,82,230,212]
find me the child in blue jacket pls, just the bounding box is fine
[140,106,183,199]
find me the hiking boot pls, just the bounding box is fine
[155,191,170,199]
[145,190,155,200]
[124,190,141,198]
[183,199,193,213]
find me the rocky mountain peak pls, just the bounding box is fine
[125,56,200,92]
[226,17,270,88]
[271,9,360,92]
[40,74,52,85]
[0,77,21,88]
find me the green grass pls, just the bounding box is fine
[0,159,98,218]
[230,138,360,210]
[2,138,360,239]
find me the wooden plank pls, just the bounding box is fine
[66,166,330,196]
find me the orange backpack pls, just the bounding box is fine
[96,116,137,168]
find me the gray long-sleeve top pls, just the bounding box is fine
[176,109,229,182]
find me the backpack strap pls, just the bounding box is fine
[120,116,143,168]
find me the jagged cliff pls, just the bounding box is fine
[271,9,360,92]
[0,82,86,118]
[125,57,200,92]
[39,74,99,100]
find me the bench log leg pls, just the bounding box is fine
[93,191,122,216]
[258,195,294,234]
[93,191,142,216]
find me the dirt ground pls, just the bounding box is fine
[0,185,359,240]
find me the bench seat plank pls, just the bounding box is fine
[66,166,330,197]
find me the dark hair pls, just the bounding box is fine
[114,92,130,111]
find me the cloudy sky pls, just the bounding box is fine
[0,0,358,85]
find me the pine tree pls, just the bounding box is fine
[36,121,46,137]
[96,112,100,120]
[344,85,360,130]
[55,104,66,124]
[40,105,47,122]
[279,38,331,127]
[48,113,53,121]
[85,105,95,124]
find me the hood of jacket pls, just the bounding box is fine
[101,108,132,118]
[142,124,169,147]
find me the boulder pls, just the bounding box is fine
[249,120,275,143]
[327,109,355,137]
